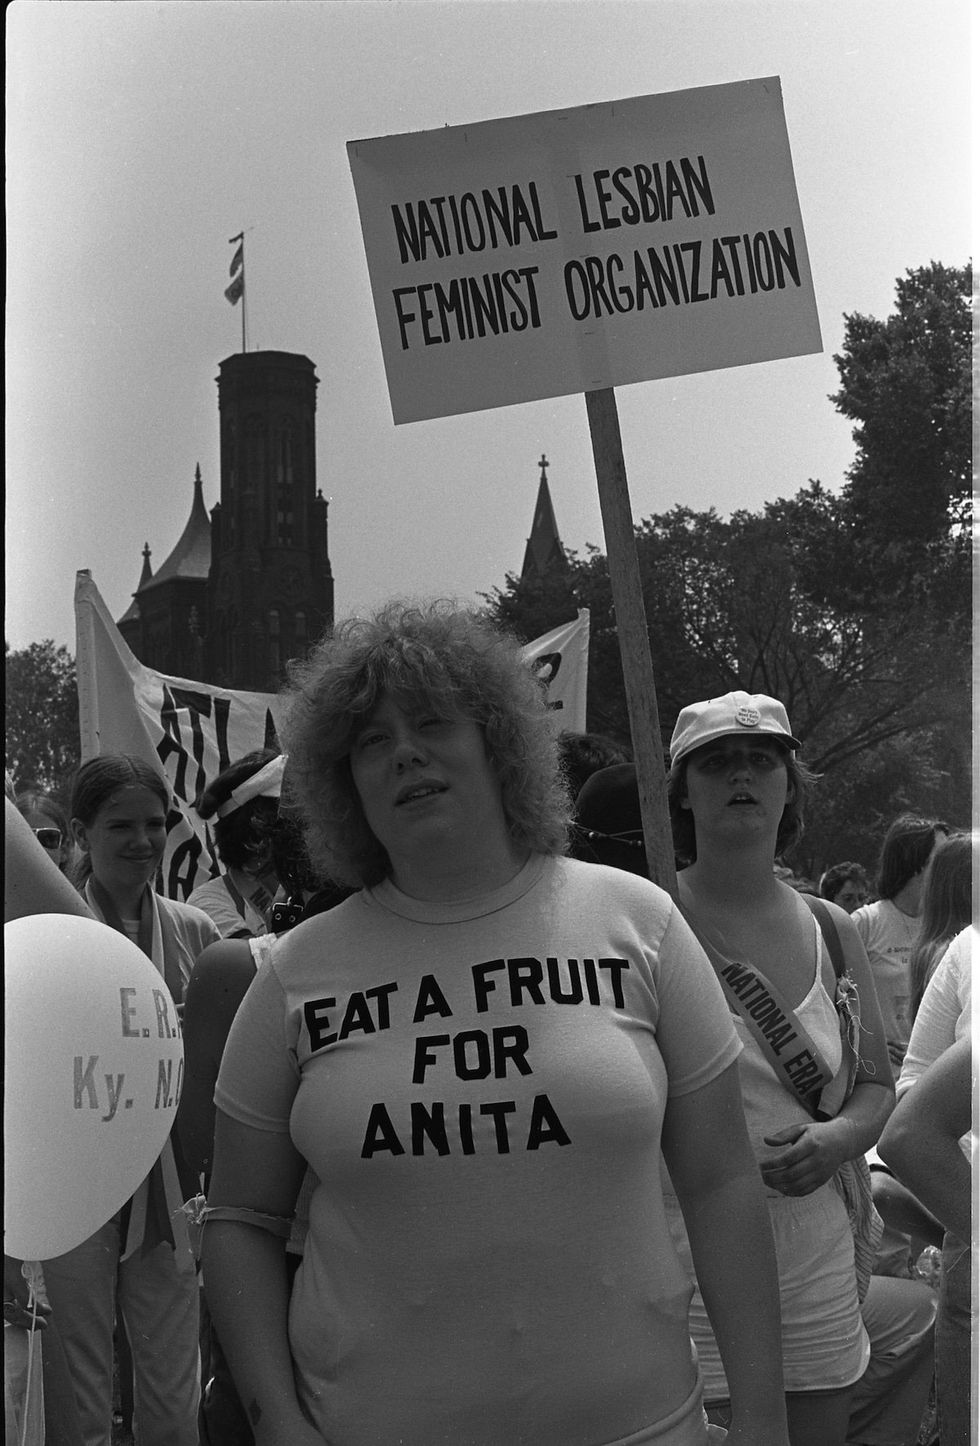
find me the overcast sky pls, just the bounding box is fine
[6,0,972,655]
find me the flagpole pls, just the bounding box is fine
[241,237,247,354]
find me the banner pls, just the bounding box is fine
[74,572,588,899]
[347,77,821,422]
[522,609,589,731]
[75,572,284,900]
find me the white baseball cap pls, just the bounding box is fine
[670,691,801,767]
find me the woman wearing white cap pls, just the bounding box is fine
[664,692,894,1446]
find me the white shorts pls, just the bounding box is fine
[672,1181,870,1398]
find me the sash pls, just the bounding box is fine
[83,881,196,1275]
[683,892,881,1300]
[681,912,839,1116]
[222,870,274,938]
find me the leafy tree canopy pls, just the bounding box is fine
[5,640,80,800]
[831,260,972,602]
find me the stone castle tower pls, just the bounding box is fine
[118,350,334,690]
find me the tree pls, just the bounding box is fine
[5,640,80,799]
[831,261,972,604]
[485,482,969,866]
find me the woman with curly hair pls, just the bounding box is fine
[200,601,789,1446]
[817,861,869,915]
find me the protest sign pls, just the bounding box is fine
[75,572,588,899]
[349,78,821,895]
[348,77,820,424]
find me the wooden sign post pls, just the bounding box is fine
[348,79,821,890]
[585,388,677,896]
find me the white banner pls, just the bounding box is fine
[74,572,589,899]
[75,571,285,900]
[522,609,589,733]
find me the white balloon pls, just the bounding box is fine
[4,913,184,1261]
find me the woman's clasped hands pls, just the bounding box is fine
[760,1116,856,1196]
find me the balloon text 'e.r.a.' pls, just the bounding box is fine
[4,914,183,1260]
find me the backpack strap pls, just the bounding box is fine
[803,894,846,978]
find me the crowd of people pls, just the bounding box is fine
[4,599,973,1446]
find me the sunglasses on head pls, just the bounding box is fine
[33,827,63,849]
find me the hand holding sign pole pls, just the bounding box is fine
[348,77,820,890]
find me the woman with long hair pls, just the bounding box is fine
[200,601,789,1446]
[41,754,220,1446]
[852,812,950,1077]
[664,691,894,1446]
[908,831,972,1019]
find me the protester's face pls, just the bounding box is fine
[681,736,791,845]
[73,785,167,898]
[832,879,865,913]
[22,806,68,871]
[349,695,506,866]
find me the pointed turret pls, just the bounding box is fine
[116,467,211,670]
[520,454,567,583]
[143,464,211,588]
[119,543,153,625]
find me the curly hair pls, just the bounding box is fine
[195,748,281,871]
[667,741,817,866]
[819,861,870,905]
[280,600,572,887]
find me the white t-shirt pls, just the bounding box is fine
[852,899,919,1074]
[216,853,740,1446]
[897,926,973,1165]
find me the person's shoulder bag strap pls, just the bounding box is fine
[803,894,845,977]
[802,894,882,1301]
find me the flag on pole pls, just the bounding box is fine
[229,242,244,277]
[224,272,244,306]
[522,610,590,732]
[74,573,589,899]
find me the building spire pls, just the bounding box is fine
[520,454,567,582]
[138,542,153,588]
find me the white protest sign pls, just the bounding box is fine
[348,77,821,423]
